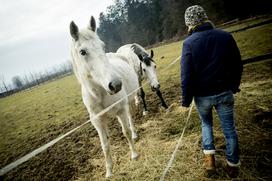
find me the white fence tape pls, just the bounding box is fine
[0,56,181,176]
[160,103,194,181]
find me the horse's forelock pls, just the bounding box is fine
[78,29,105,51]
[80,29,96,40]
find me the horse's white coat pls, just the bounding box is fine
[117,43,159,89]
[70,17,138,178]
[117,43,161,115]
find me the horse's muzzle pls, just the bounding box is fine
[151,84,160,92]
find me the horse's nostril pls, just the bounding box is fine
[151,84,160,92]
[108,81,122,93]
[108,82,115,92]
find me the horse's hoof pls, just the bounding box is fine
[143,111,148,116]
[135,98,140,106]
[135,101,140,106]
[131,152,139,160]
[133,135,140,142]
[106,172,113,178]
[132,133,138,140]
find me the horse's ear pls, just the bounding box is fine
[70,21,79,41]
[150,50,154,58]
[89,16,96,32]
[138,54,143,61]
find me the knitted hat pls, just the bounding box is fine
[184,5,208,27]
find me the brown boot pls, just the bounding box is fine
[225,163,239,178]
[204,154,216,170]
[203,154,216,177]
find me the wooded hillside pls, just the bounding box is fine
[97,0,271,51]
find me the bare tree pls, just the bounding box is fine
[0,74,9,92]
[29,71,39,85]
[12,76,23,89]
[23,73,30,88]
[0,62,73,96]
[0,86,5,93]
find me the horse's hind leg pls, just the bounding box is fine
[127,109,138,140]
[139,88,148,115]
[117,109,139,160]
[91,118,113,178]
[134,94,140,106]
[156,89,168,109]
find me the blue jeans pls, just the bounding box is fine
[194,91,240,165]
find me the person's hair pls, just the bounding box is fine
[187,20,215,35]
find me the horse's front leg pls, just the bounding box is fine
[127,107,138,140]
[91,118,112,178]
[116,108,139,160]
[156,89,168,109]
[139,87,148,115]
[134,94,140,106]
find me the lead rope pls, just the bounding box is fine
[160,103,194,181]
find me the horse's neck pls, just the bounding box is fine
[136,60,145,81]
[127,53,143,81]
[87,75,109,100]
[73,59,106,102]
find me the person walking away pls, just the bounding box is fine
[180,5,243,178]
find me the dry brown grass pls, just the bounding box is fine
[75,57,272,180]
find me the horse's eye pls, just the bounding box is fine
[143,69,146,72]
[154,65,157,69]
[80,50,87,56]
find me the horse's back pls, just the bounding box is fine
[116,45,136,65]
[116,44,133,54]
[117,43,148,55]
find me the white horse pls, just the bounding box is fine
[117,43,168,115]
[69,16,139,178]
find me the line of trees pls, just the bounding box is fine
[0,61,72,98]
[97,0,271,52]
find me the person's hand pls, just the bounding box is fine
[182,102,190,108]
[179,97,191,108]
[232,88,241,94]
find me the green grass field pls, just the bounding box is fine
[0,17,272,180]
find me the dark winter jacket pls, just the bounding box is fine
[181,22,243,107]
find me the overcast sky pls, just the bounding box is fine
[0,0,114,85]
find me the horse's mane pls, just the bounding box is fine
[131,43,153,66]
[131,43,148,57]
